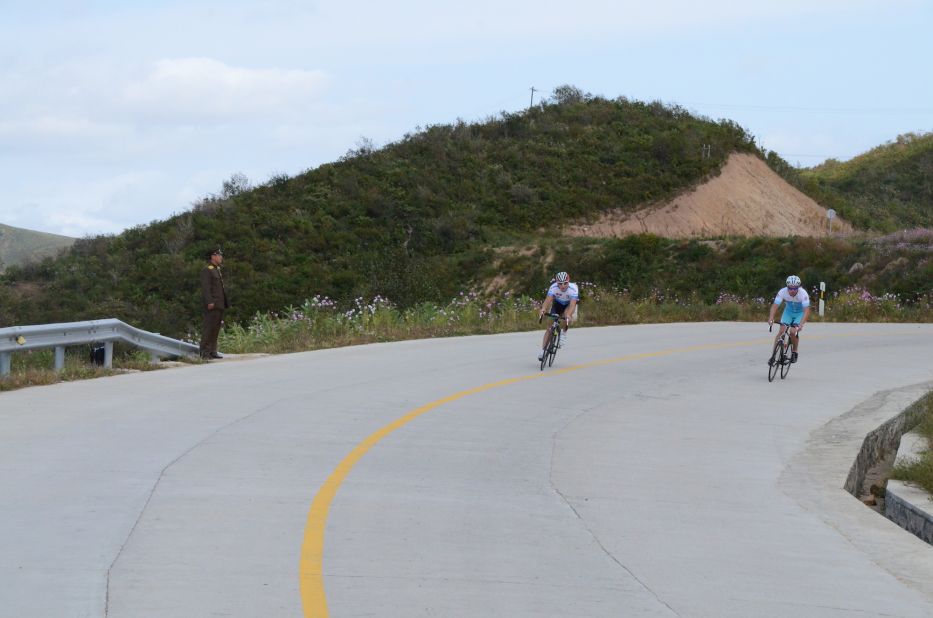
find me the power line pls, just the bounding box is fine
[684,101,933,114]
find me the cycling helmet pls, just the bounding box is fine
[555,271,570,283]
[786,275,802,287]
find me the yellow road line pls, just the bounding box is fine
[297,329,919,616]
[298,374,538,615]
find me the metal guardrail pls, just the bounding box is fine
[0,319,199,376]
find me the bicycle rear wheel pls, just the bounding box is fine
[768,341,782,382]
[780,342,792,379]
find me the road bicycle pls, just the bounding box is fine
[767,321,799,382]
[538,312,565,371]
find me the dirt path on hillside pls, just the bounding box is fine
[565,153,852,238]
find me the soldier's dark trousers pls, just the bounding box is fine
[200,308,225,357]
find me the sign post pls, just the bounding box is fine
[827,209,836,234]
[819,281,826,317]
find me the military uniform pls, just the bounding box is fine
[199,250,229,359]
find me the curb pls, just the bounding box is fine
[782,380,933,598]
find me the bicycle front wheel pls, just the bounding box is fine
[780,344,792,379]
[768,341,782,382]
[548,325,559,367]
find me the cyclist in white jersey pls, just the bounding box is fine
[537,271,579,361]
[767,274,810,364]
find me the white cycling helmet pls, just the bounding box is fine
[786,275,802,287]
[555,271,570,283]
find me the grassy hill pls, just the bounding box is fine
[0,88,929,337]
[0,223,74,271]
[0,89,758,334]
[795,132,933,231]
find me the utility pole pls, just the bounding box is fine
[529,86,537,109]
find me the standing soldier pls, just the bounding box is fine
[199,248,228,359]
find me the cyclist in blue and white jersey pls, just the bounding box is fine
[537,271,579,361]
[767,275,810,364]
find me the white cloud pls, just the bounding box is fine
[1,0,928,236]
[47,211,124,239]
[11,171,169,237]
[123,58,330,122]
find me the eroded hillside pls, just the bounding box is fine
[565,153,851,238]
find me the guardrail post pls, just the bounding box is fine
[150,352,160,365]
[104,342,114,369]
[1,352,10,377]
[54,346,66,372]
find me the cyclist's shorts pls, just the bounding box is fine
[553,300,570,315]
[781,306,804,326]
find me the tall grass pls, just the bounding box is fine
[218,283,932,354]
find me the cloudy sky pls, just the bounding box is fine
[1,1,930,237]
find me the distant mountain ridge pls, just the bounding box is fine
[0,223,75,270]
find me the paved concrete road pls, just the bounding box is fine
[1,322,932,617]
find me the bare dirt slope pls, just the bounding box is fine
[565,153,852,238]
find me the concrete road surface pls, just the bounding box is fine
[1,322,932,617]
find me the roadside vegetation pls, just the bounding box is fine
[3,229,930,343]
[2,280,928,391]
[217,283,930,355]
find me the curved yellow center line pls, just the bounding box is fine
[298,329,922,616]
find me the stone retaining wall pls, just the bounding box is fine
[844,390,931,496]
[843,388,933,545]
[886,431,933,544]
